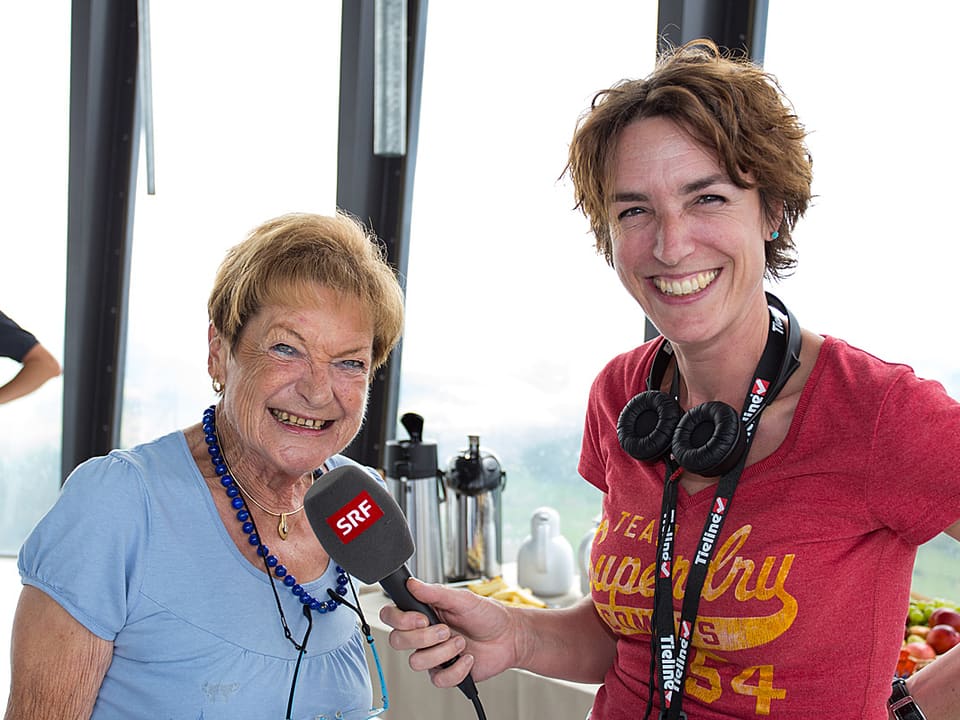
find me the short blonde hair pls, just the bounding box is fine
[208,211,405,369]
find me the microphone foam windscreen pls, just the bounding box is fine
[304,465,415,584]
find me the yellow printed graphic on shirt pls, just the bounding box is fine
[592,523,797,649]
[588,519,796,715]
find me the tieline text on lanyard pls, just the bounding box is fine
[652,305,799,720]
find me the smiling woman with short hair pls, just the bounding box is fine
[6,211,403,720]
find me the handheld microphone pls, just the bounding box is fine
[303,465,481,705]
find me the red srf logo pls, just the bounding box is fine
[327,490,384,542]
[752,378,769,396]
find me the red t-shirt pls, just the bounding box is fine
[578,336,960,719]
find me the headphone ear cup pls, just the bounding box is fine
[671,401,746,477]
[618,391,683,462]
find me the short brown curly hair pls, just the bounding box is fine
[208,211,405,370]
[566,39,812,279]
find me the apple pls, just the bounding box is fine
[925,624,960,654]
[928,608,960,632]
[905,640,937,660]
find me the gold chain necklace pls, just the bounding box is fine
[214,427,304,540]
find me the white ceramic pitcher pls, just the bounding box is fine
[516,506,575,598]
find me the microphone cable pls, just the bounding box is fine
[470,692,488,720]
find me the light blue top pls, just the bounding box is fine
[19,431,378,720]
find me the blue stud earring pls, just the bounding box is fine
[771,230,780,240]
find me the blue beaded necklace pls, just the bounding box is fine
[201,404,347,615]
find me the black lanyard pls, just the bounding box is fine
[651,306,796,720]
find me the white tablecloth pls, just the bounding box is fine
[358,588,600,720]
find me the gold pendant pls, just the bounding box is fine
[278,513,289,540]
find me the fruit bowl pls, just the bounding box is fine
[899,592,960,677]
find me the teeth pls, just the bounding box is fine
[654,270,718,297]
[271,409,328,429]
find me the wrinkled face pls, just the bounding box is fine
[208,285,374,481]
[608,116,775,348]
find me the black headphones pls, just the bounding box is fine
[617,293,802,477]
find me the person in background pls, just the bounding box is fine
[5,211,405,720]
[0,309,61,404]
[381,40,960,719]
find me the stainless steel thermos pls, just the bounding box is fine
[383,413,446,584]
[443,435,506,582]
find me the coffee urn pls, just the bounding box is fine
[443,435,506,582]
[383,413,446,584]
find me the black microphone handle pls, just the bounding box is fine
[379,565,480,701]
[380,564,443,624]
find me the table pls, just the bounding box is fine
[358,587,601,720]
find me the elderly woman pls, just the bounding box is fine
[6,212,404,720]
[381,40,960,719]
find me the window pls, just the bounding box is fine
[0,3,70,555]
[6,3,956,599]
[120,1,342,446]
[764,3,960,599]
[398,1,659,561]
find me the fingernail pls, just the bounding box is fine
[435,626,450,641]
